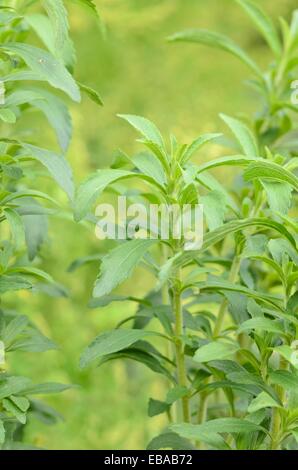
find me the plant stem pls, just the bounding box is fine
[161,245,176,424]
[194,391,208,449]
[173,268,190,423]
[270,356,288,450]
[161,245,170,306]
[197,392,208,425]
[270,408,282,450]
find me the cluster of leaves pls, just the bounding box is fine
[0,0,101,449]
[76,0,298,450]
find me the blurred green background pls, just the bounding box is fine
[7,0,297,449]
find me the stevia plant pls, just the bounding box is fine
[165,0,298,450]
[76,107,297,448]
[0,0,101,449]
[76,0,298,451]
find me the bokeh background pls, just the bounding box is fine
[7,0,297,449]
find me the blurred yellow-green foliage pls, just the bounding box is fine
[7,0,297,449]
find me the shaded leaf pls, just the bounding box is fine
[0,43,80,102]
[80,329,157,368]
[93,239,155,298]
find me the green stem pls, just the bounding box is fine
[270,408,282,450]
[195,390,208,449]
[173,269,190,423]
[161,245,175,424]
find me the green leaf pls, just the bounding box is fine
[248,391,281,413]
[157,252,182,289]
[194,341,239,363]
[148,398,170,417]
[1,164,23,180]
[147,432,195,450]
[201,190,227,230]
[31,89,71,152]
[0,275,32,294]
[0,376,32,400]
[168,29,262,77]
[8,266,53,284]
[78,82,103,106]
[196,155,258,174]
[0,43,80,102]
[269,370,298,391]
[261,181,292,214]
[93,239,155,298]
[74,169,134,221]
[244,161,298,191]
[225,292,250,324]
[242,234,268,258]
[235,0,281,57]
[80,329,157,368]
[220,114,259,157]
[9,327,57,353]
[132,152,166,188]
[196,171,238,212]
[99,347,174,382]
[180,133,222,164]
[172,418,265,436]
[238,317,285,335]
[166,386,189,404]
[200,218,296,251]
[291,429,298,445]
[67,254,103,272]
[3,189,58,206]
[23,144,74,200]
[69,0,100,20]
[26,13,76,69]
[197,281,282,310]
[274,345,298,369]
[2,398,27,424]
[2,315,28,346]
[172,218,296,273]
[0,420,5,445]
[21,382,72,395]
[6,88,72,152]
[23,211,48,261]
[118,114,165,150]
[10,395,30,412]
[171,423,230,449]
[42,0,69,53]
[247,255,285,284]
[268,238,298,265]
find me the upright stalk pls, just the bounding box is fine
[161,245,175,423]
[172,268,190,423]
[270,356,288,450]
[270,286,289,450]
